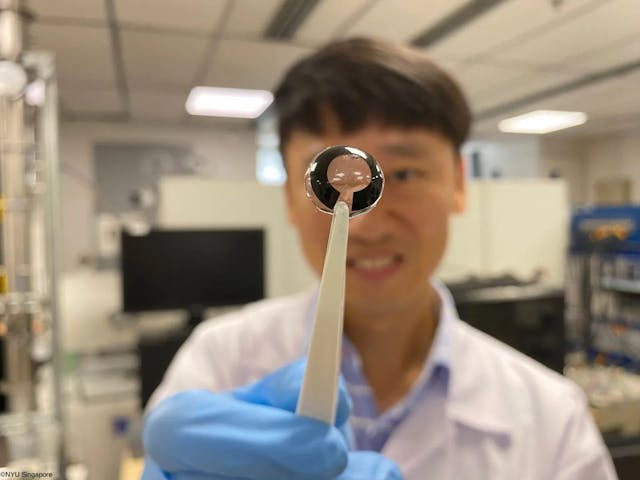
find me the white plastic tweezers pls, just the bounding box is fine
[296,200,350,424]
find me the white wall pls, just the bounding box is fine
[464,138,540,178]
[539,139,587,207]
[465,136,589,208]
[538,129,640,208]
[59,121,257,272]
[583,128,640,204]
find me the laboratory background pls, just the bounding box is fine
[0,0,639,478]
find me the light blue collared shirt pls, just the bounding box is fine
[340,280,454,451]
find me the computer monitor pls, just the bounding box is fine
[120,228,264,323]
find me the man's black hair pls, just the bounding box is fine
[273,37,471,160]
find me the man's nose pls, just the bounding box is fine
[348,197,395,242]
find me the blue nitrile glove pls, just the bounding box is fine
[142,359,402,480]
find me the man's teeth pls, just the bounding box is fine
[352,256,395,269]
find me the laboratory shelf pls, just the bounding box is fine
[600,278,640,295]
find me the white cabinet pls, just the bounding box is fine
[440,179,568,286]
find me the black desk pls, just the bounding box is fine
[451,284,565,373]
[604,434,640,479]
[138,328,192,409]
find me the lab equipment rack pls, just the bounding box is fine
[566,205,640,372]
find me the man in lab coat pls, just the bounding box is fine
[141,37,617,479]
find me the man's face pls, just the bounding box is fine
[284,119,465,317]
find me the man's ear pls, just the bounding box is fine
[453,155,467,214]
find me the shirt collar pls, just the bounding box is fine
[419,282,514,437]
[339,278,453,432]
[305,279,454,407]
[305,278,454,375]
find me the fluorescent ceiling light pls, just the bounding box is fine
[498,110,588,134]
[186,86,273,118]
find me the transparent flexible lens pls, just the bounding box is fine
[304,146,384,217]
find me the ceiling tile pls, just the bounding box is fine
[565,33,640,73]
[30,0,106,21]
[295,0,371,45]
[471,70,579,113]
[60,88,124,114]
[30,24,116,88]
[129,90,188,121]
[121,31,209,88]
[31,0,637,140]
[225,0,284,37]
[493,0,640,68]
[452,63,537,97]
[343,0,468,43]
[539,113,640,138]
[429,0,606,62]
[204,39,312,90]
[472,69,640,137]
[534,71,640,117]
[115,0,227,33]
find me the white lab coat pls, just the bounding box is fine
[148,289,618,480]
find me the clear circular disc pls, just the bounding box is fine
[304,145,384,217]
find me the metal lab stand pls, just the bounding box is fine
[0,0,65,475]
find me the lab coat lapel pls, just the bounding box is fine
[449,321,520,479]
[381,319,518,480]
[447,320,516,435]
[381,385,450,479]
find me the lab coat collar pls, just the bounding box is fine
[305,280,515,437]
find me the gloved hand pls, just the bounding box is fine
[141,359,402,480]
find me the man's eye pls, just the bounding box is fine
[389,169,422,182]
